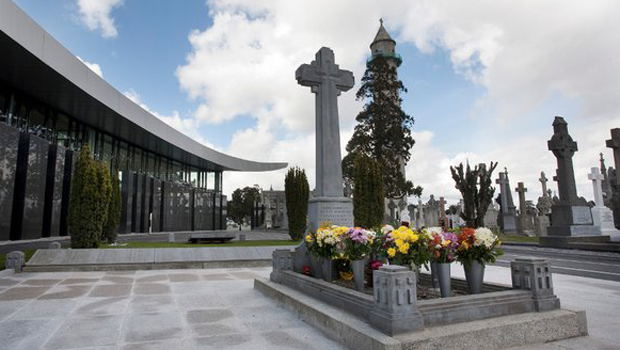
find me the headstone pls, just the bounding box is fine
[297,47,354,231]
[483,203,499,229]
[589,167,620,240]
[600,153,613,206]
[417,199,425,229]
[515,182,533,236]
[606,128,620,229]
[5,251,25,273]
[547,117,601,236]
[424,195,440,227]
[539,172,549,197]
[48,242,61,249]
[496,170,518,234]
[407,204,416,227]
[168,232,175,243]
[438,197,448,230]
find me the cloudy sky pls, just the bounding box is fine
[13,0,619,206]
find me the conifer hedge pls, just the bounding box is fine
[353,154,385,228]
[103,168,121,243]
[68,144,114,248]
[284,167,309,240]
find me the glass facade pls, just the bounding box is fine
[0,82,222,191]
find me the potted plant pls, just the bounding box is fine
[343,227,375,292]
[428,230,459,297]
[456,227,503,294]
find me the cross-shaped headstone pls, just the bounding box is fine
[515,182,528,211]
[606,128,620,187]
[496,172,509,209]
[539,172,548,197]
[547,117,579,203]
[588,167,604,207]
[296,47,354,197]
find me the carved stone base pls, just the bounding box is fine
[308,197,353,231]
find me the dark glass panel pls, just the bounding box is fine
[0,89,8,124]
[56,113,70,148]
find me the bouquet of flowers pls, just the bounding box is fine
[342,227,376,261]
[427,228,459,263]
[383,225,431,267]
[309,224,348,259]
[456,227,503,265]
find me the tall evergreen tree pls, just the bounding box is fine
[68,144,111,248]
[103,168,122,243]
[344,57,422,198]
[285,167,309,240]
[352,155,384,228]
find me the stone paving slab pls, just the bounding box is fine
[0,267,346,350]
[25,246,296,271]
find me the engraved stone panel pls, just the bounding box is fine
[0,123,19,240]
[151,179,161,232]
[22,135,49,240]
[308,198,353,231]
[571,207,593,225]
[49,145,65,237]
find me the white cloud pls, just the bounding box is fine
[76,56,103,78]
[75,0,123,38]
[173,0,620,204]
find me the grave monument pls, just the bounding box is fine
[546,117,601,236]
[606,128,620,229]
[296,47,354,231]
[496,169,518,235]
[589,167,620,240]
[515,182,534,236]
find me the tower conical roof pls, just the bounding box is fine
[371,19,395,47]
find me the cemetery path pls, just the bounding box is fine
[497,246,620,282]
[466,265,620,350]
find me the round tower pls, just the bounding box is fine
[368,19,402,67]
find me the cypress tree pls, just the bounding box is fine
[284,167,309,240]
[353,155,385,228]
[103,168,121,243]
[68,144,101,248]
[94,162,112,247]
[344,57,422,198]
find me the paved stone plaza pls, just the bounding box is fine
[0,265,618,350]
[0,268,346,350]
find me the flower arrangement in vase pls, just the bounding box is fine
[427,228,459,297]
[456,227,503,294]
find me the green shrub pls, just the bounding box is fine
[68,145,112,248]
[353,154,384,228]
[285,167,309,240]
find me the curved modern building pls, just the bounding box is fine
[0,0,287,241]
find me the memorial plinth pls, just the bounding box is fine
[296,47,354,230]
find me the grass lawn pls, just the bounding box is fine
[100,240,301,249]
[0,249,36,271]
[498,235,539,244]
